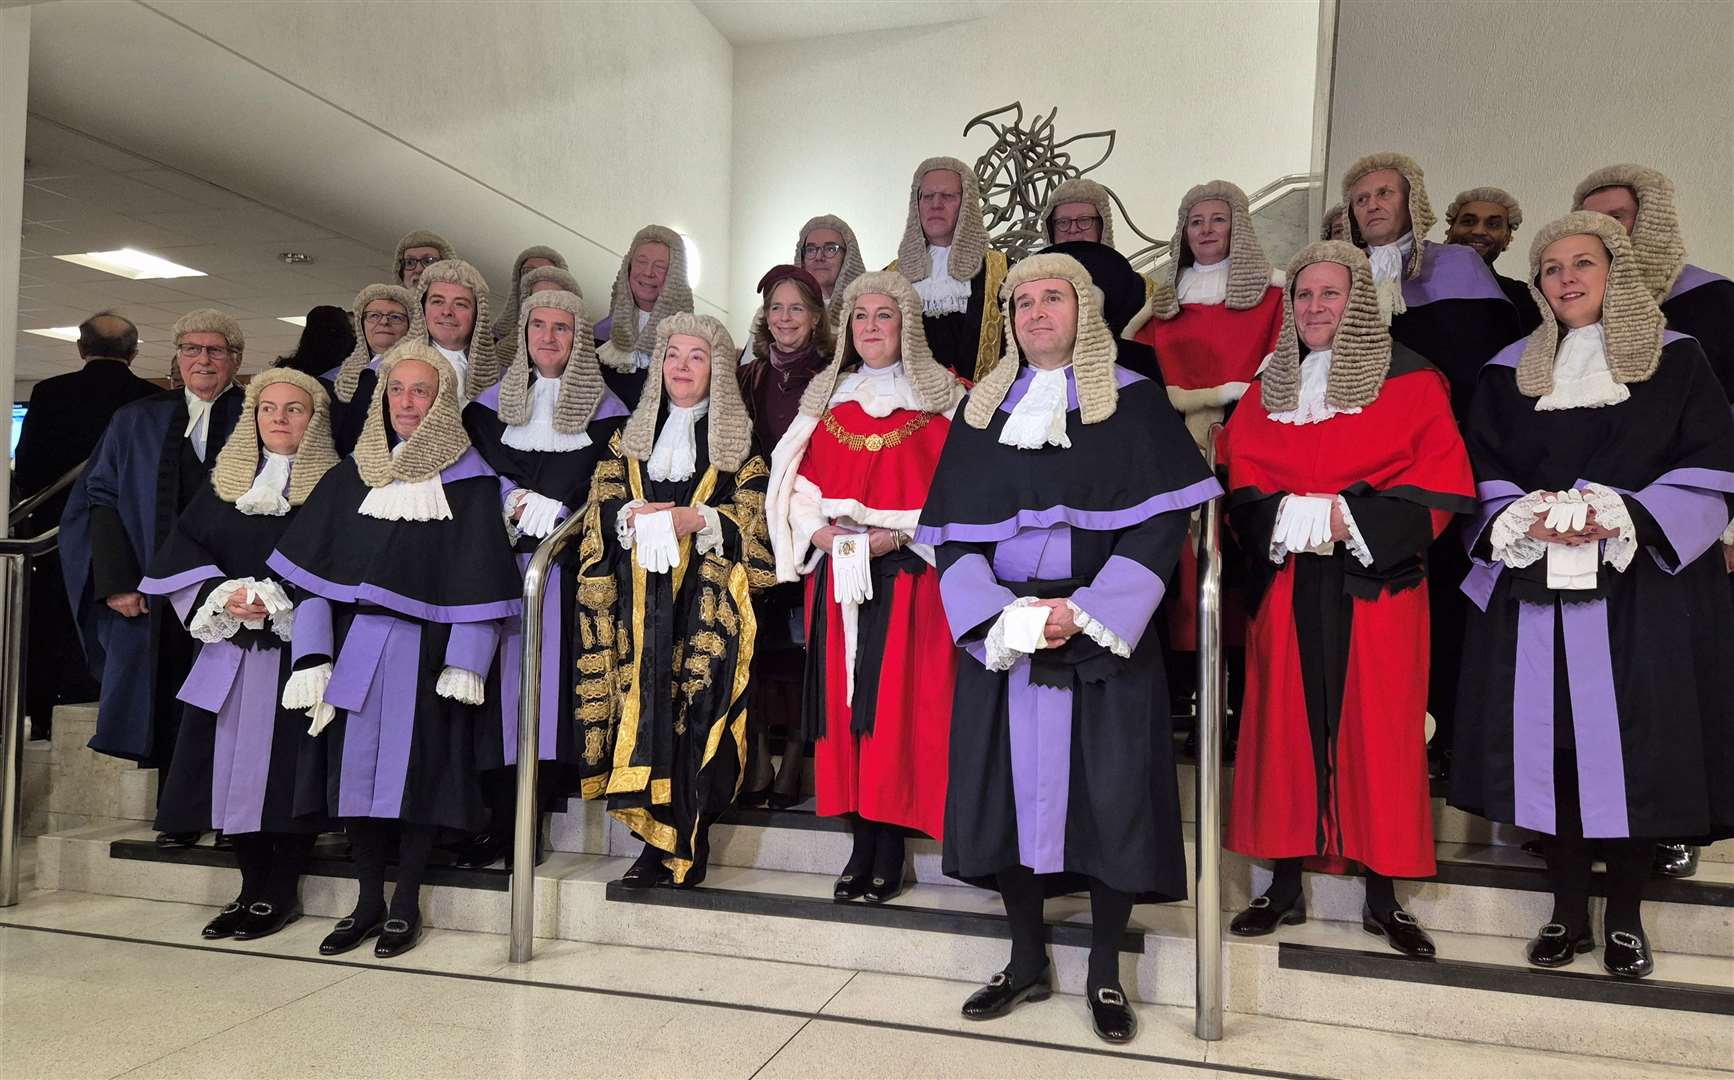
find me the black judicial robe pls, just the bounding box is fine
[462,379,630,791]
[139,486,323,836]
[322,361,376,457]
[1494,271,1544,338]
[268,449,523,832]
[917,364,1218,900]
[1663,265,1734,400]
[601,366,650,412]
[1044,240,1166,384]
[572,422,775,885]
[1451,333,1734,841]
[60,386,243,765]
[889,250,1011,382]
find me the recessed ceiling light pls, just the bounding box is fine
[24,326,82,341]
[278,316,308,327]
[54,248,206,280]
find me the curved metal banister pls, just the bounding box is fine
[1,525,65,907]
[8,460,86,528]
[1194,425,1226,1040]
[508,507,588,963]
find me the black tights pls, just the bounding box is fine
[996,866,1134,992]
[1262,858,1400,917]
[1543,747,1650,938]
[345,819,437,922]
[228,832,316,908]
[844,816,906,883]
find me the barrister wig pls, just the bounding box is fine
[173,308,245,354]
[354,342,472,486]
[795,214,867,328]
[796,271,963,419]
[965,253,1120,428]
[519,264,583,299]
[1148,179,1276,321]
[895,157,991,284]
[1571,163,1687,300]
[599,225,694,373]
[334,283,418,404]
[210,368,338,506]
[1445,186,1523,233]
[1039,178,1117,247]
[1341,152,1435,280]
[392,229,457,280]
[1262,241,1392,413]
[1515,211,1664,399]
[412,259,498,391]
[748,265,835,364]
[495,290,607,435]
[489,245,569,349]
[1321,202,1348,242]
[619,313,753,474]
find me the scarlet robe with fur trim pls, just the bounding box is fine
[1221,346,1474,877]
[1450,334,1734,840]
[790,400,958,839]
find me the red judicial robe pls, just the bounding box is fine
[792,398,958,838]
[1135,285,1283,649]
[1220,346,1474,877]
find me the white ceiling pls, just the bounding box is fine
[693,0,1005,45]
[15,117,388,390]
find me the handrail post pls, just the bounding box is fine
[1194,425,1226,1041]
[509,510,586,964]
[1,551,32,906]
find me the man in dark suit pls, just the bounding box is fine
[14,312,157,739]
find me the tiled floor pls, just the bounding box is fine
[1,881,1726,1078]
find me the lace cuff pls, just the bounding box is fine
[190,578,294,644]
[503,488,528,543]
[695,504,724,557]
[1580,483,1637,572]
[435,666,485,705]
[616,499,645,550]
[282,662,337,736]
[984,597,1044,672]
[1335,497,1374,568]
[1066,600,1132,659]
[1722,519,1734,547]
[1488,492,1549,569]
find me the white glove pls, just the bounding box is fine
[1541,490,1590,534]
[516,490,565,540]
[1001,603,1052,653]
[633,509,681,575]
[282,662,337,736]
[830,530,873,606]
[1272,495,1336,559]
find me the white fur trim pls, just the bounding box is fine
[1166,382,1250,413]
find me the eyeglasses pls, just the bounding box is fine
[400,254,442,271]
[176,343,233,360]
[803,242,845,259]
[363,312,409,327]
[1053,215,1101,235]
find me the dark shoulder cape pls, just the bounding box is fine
[1662,264,1734,401]
[917,365,1216,546]
[267,449,522,623]
[1393,241,1522,414]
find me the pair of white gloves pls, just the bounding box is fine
[1271,495,1337,556]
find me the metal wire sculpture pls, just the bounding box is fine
[965,102,1168,265]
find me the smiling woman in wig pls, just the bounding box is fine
[572,313,775,889]
[1451,211,1734,980]
[141,369,338,942]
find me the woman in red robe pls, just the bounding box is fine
[767,270,965,904]
[1219,241,1474,956]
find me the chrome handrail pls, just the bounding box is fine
[1194,425,1226,1041]
[509,508,588,963]
[8,460,86,528]
[1,527,63,908]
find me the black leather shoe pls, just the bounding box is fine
[766,790,804,811]
[832,871,869,901]
[1653,843,1699,879]
[319,915,384,956]
[1603,927,1654,979]
[1520,838,1544,858]
[620,849,672,889]
[1362,905,1436,957]
[1229,894,1306,937]
[1427,746,1452,782]
[234,901,301,941]
[156,831,201,849]
[1087,985,1138,1043]
[211,832,233,851]
[374,915,422,958]
[1526,922,1593,968]
[863,868,906,905]
[961,967,1051,1020]
[452,831,508,869]
[202,902,249,939]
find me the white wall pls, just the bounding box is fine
[727,0,1319,330]
[1326,0,1734,279]
[28,1,735,316]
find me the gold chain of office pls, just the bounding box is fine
[820,410,933,453]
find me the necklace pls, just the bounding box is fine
[820,409,933,452]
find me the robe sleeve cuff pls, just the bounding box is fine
[1580,483,1637,572]
[1069,554,1165,651]
[443,620,499,675]
[292,596,334,664]
[1335,497,1374,568]
[938,552,1018,644]
[436,667,485,705]
[787,478,829,571]
[1066,599,1132,659]
[1489,492,1548,569]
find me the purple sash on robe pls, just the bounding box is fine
[324,612,422,819]
[178,642,286,834]
[497,552,563,765]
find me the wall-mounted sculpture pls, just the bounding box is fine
[965,102,1167,266]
